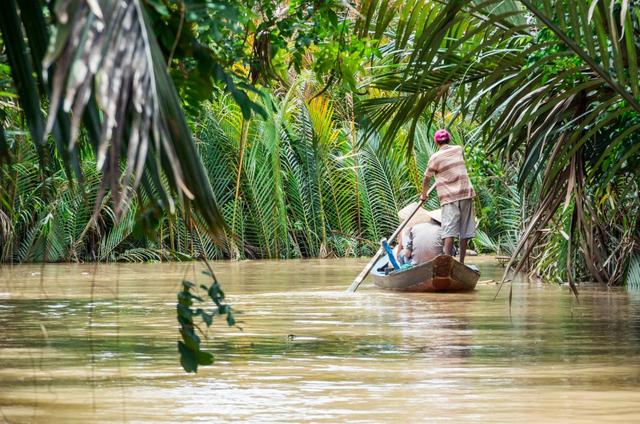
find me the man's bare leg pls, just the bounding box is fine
[443,237,454,256]
[459,238,468,264]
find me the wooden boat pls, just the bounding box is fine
[371,255,480,292]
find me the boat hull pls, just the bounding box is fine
[371,255,479,292]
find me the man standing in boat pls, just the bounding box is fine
[419,129,476,264]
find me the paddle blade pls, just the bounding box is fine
[347,249,383,292]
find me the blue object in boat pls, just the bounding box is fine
[381,239,400,270]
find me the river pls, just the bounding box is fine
[1,257,639,423]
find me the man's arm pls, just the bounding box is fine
[419,174,431,201]
[420,155,437,201]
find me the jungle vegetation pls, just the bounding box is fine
[1,0,639,287]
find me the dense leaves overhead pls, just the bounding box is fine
[146,0,375,109]
[39,0,224,231]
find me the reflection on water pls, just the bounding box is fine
[1,257,640,423]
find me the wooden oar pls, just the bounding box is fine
[347,193,432,293]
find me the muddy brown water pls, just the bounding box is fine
[1,257,639,423]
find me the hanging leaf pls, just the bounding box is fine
[42,0,224,232]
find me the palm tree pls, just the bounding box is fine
[1,0,375,244]
[355,0,640,286]
[1,0,226,233]
[194,74,421,260]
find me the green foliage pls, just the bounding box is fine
[0,136,138,262]
[355,0,640,285]
[177,269,236,373]
[148,0,374,99]
[190,76,428,259]
[0,0,372,242]
[627,254,640,290]
[0,0,227,234]
[1,71,518,263]
[6,0,637,289]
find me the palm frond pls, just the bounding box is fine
[0,0,226,235]
[626,253,640,289]
[0,0,46,165]
[356,0,640,285]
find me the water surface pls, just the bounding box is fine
[1,257,639,423]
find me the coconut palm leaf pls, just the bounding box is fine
[0,114,8,165]
[45,0,223,224]
[627,253,640,289]
[0,0,226,236]
[0,0,46,165]
[99,200,137,261]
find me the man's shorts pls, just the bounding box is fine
[441,198,476,239]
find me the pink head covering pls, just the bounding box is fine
[434,129,450,144]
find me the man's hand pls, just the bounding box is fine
[419,192,427,202]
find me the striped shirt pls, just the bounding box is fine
[424,145,475,205]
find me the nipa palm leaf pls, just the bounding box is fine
[41,0,224,233]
